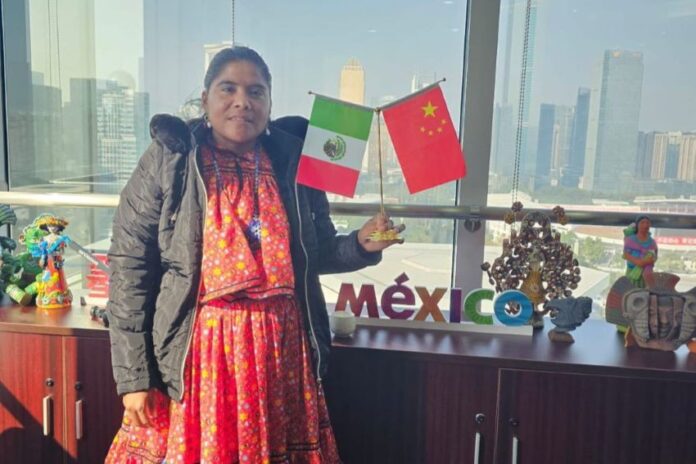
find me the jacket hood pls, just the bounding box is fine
[148,113,308,157]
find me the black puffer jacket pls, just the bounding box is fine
[107,114,381,400]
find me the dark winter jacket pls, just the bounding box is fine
[107,114,381,400]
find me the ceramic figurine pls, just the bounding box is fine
[621,272,696,351]
[482,203,580,328]
[546,296,592,343]
[29,214,72,309]
[623,215,658,288]
[606,216,660,334]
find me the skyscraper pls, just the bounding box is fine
[490,0,538,183]
[678,133,696,182]
[534,104,574,190]
[339,58,365,105]
[144,0,233,115]
[562,88,590,187]
[96,80,137,179]
[636,131,651,179]
[648,132,682,180]
[534,104,555,190]
[582,50,644,194]
[650,132,670,179]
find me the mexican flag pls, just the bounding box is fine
[296,95,373,197]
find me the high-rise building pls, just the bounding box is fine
[665,137,681,179]
[31,84,64,182]
[678,133,696,182]
[582,50,644,194]
[562,88,590,187]
[636,131,653,179]
[339,58,365,105]
[490,103,515,179]
[144,0,233,114]
[648,132,682,180]
[490,0,538,184]
[650,133,668,179]
[534,104,555,190]
[64,78,98,180]
[534,104,574,190]
[95,80,147,182]
[551,106,574,181]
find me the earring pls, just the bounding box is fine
[265,126,271,136]
[203,113,212,128]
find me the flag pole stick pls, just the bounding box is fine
[376,109,385,218]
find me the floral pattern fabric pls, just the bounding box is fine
[199,144,295,303]
[105,144,340,463]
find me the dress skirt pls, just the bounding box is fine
[105,295,340,463]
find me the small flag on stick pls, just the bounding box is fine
[381,83,466,194]
[296,94,374,197]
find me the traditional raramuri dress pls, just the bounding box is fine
[106,143,340,464]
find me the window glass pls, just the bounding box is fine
[489,0,696,210]
[3,0,467,295]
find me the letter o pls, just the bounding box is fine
[494,290,533,326]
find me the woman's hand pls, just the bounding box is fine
[357,213,406,253]
[122,390,155,427]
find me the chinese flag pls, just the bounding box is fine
[382,84,466,193]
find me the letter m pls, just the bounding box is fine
[335,283,379,318]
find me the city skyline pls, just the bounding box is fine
[4,0,696,196]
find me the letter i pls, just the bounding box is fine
[449,288,463,323]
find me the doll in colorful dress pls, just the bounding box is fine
[31,214,72,309]
[623,215,658,288]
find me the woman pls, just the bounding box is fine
[106,46,403,463]
[623,215,658,287]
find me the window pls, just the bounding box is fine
[486,0,696,313]
[2,0,467,300]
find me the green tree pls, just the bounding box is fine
[578,237,605,267]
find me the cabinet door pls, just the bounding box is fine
[63,336,123,463]
[423,361,498,464]
[325,350,426,464]
[324,350,498,464]
[497,369,696,464]
[0,332,65,463]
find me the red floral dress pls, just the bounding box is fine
[106,143,340,464]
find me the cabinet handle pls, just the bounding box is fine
[42,395,53,436]
[75,399,84,440]
[511,435,519,464]
[473,431,481,464]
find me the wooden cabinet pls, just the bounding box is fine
[496,369,696,464]
[0,307,122,464]
[0,332,65,463]
[3,305,696,464]
[325,350,499,464]
[326,321,696,464]
[64,337,123,463]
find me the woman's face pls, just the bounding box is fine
[637,218,651,233]
[202,60,271,153]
